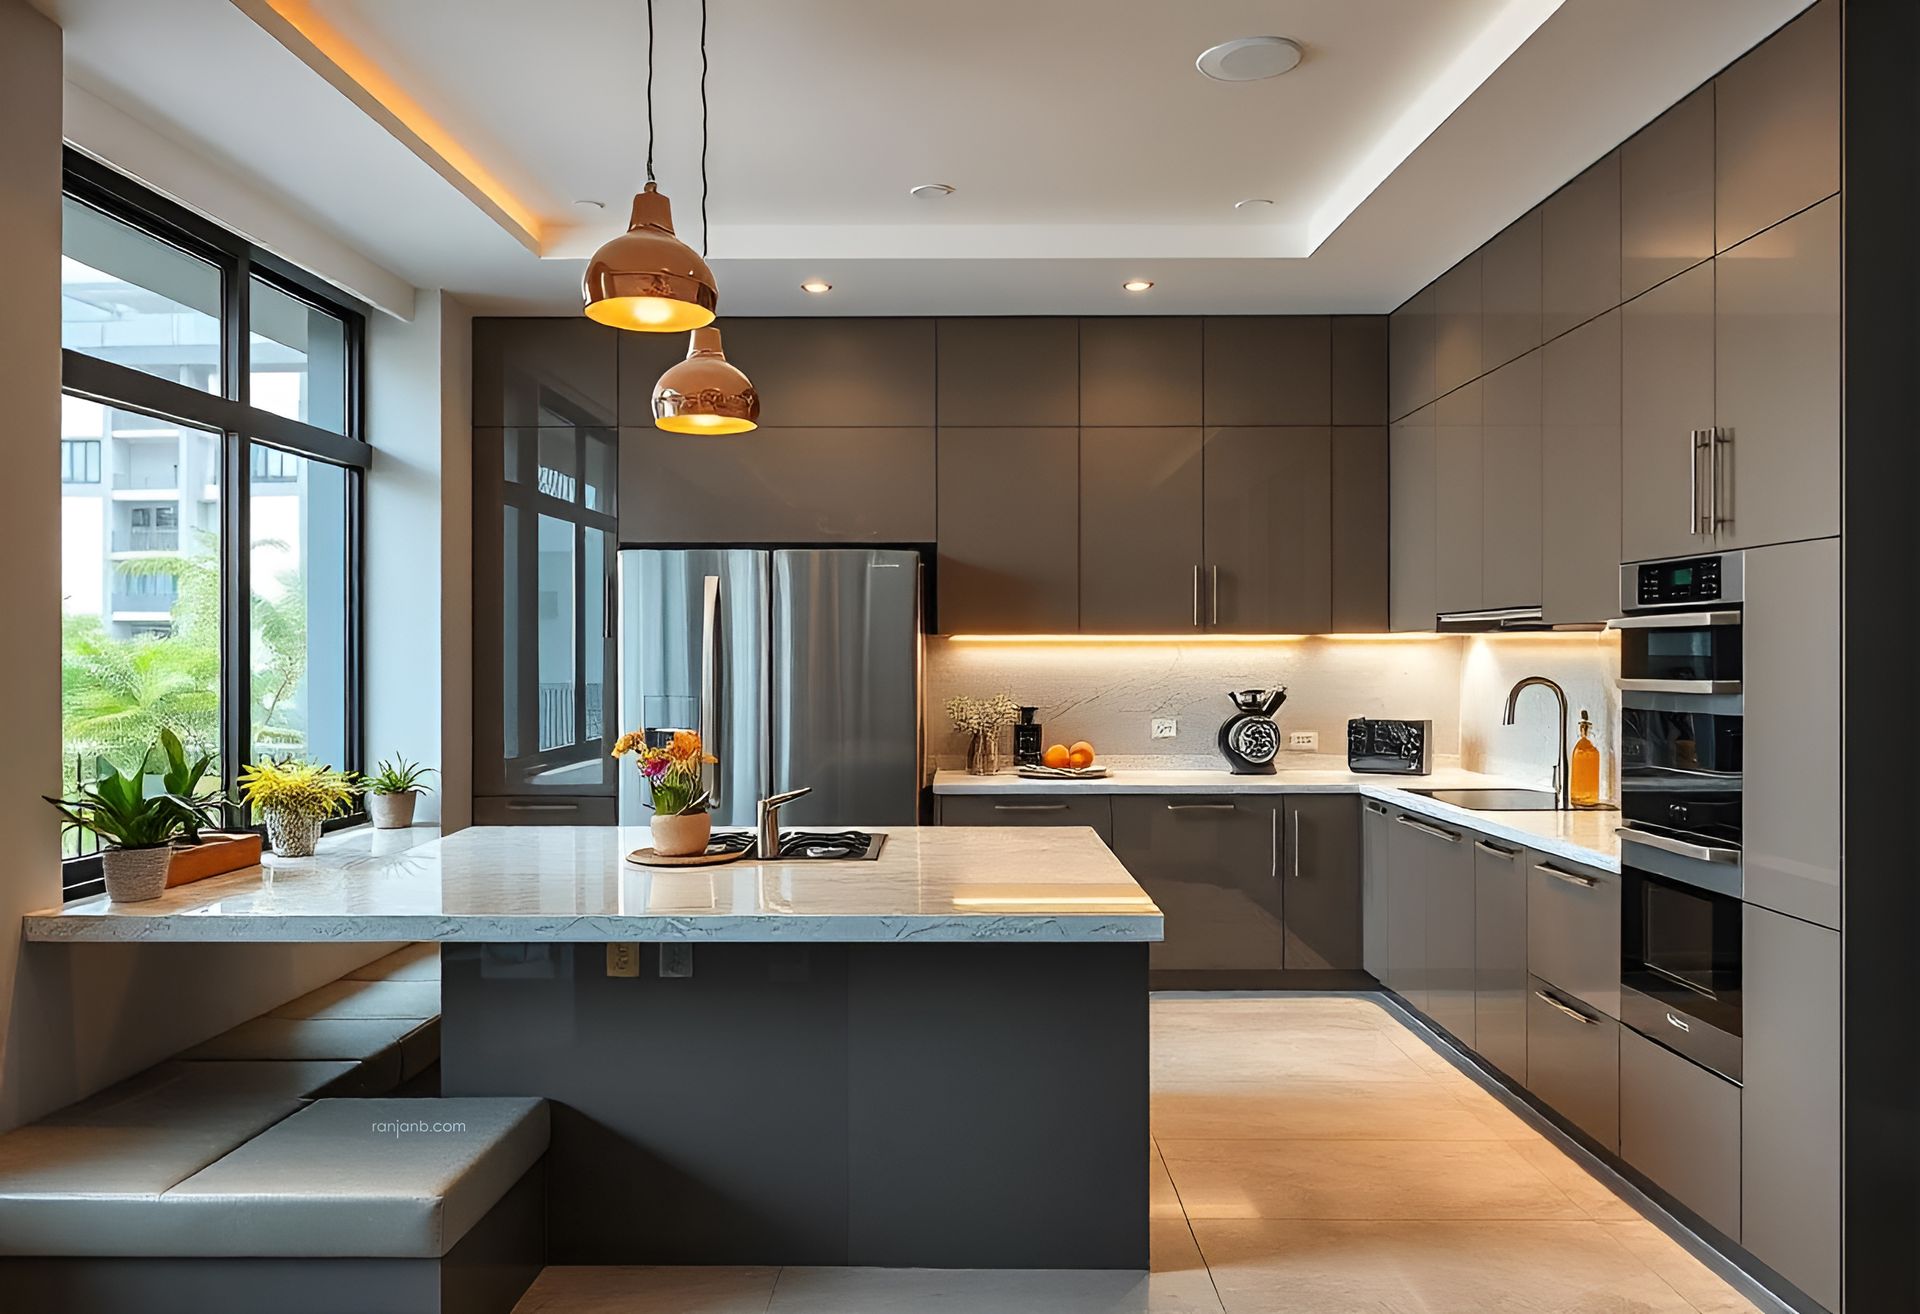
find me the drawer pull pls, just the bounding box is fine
[1394,815,1462,844]
[1166,803,1237,812]
[505,801,578,812]
[1665,1012,1692,1034]
[1473,838,1521,858]
[1536,862,1598,889]
[1534,988,1599,1026]
[993,804,1068,813]
[1363,801,1388,816]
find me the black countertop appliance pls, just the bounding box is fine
[1218,688,1287,774]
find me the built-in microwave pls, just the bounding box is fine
[1613,554,1744,696]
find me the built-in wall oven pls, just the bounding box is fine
[1609,552,1745,1081]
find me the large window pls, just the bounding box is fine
[58,154,368,895]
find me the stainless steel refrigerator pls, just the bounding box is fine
[616,548,924,827]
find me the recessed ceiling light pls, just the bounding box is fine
[1234,197,1276,211]
[800,279,833,294]
[1123,279,1154,293]
[1196,36,1304,82]
[909,182,956,198]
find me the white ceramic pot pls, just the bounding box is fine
[264,808,322,858]
[366,790,419,830]
[102,846,172,903]
[650,811,713,857]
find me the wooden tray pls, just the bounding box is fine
[167,832,264,887]
[626,845,752,868]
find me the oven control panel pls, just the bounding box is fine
[1634,555,1727,608]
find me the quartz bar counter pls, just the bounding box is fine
[25,825,1160,944]
[933,766,1622,871]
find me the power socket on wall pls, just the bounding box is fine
[1151,718,1178,740]
[1287,730,1319,751]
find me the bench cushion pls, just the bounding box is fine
[344,943,440,983]
[268,978,440,1021]
[0,1066,303,1256]
[161,1097,548,1258]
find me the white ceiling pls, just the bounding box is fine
[39,0,1812,318]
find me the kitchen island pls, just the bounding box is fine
[25,826,1161,1269]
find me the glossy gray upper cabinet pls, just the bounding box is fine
[1715,0,1839,253]
[1360,800,1391,980]
[1619,1028,1741,1239]
[1388,288,1436,422]
[1743,538,1839,928]
[1384,809,1429,1010]
[1080,427,1203,632]
[1079,318,1202,426]
[1331,316,1389,425]
[704,318,935,427]
[936,428,1078,634]
[1479,352,1543,610]
[1743,906,1840,1312]
[475,317,619,427]
[1432,381,1484,615]
[1481,209,1543,371]
[1110,795,1281,974]
[1714,195,1840,549]
[1388,405,1437,632]
[1471,835,1528,1082]
[1621,261,1714,564]
[1203,427,1331,634]
[1540,310,1622,625]
[1542,152,1622,342]
[1417,814,1476,1044]
[1203,317,1330,425]
[936,318,1077,426]
[1433,254,1483,396]
[1330,427,1391,633]
[1621,85,1715,301]
[1280,795,1363,971]
[619,425,935,543]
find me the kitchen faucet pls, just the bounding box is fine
[756,787,812,859]
[1502,677,1571,809]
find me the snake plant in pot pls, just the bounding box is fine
[44,756,218,902]
[363,755,434,829]
[237,759,360,857]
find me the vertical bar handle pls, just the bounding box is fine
[1688,428,1704,536]
[1710,427,1729,532]
[1291,807,1301,879]
[1210,565,1220,626]
[1193,565,1203,628]
[700,575,720,807]
[603,572,616,640]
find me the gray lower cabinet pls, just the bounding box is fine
[1526,853,1621,1019]
[1110,795,1281,973]
[1388,405,1437,631]
[1418,816,1476,1046]
[1541,310,1623,625]
[1080,427,1204,632]
[936,427,1079,633]
[1526,976,1620,1152]
[938,793,1113,847]
[1202,427,1332,633]
[1742,906,1840,1312]
[1383,809,1428,1010]
[1360,800,1391,980]
[1619,1028,1741,1238]
[1471,836,1528,1081]
[1279,795,1362,971]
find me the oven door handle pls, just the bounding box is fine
[1616,825,1742,865]
[1607,610,1742,631]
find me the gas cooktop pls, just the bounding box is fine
[707,830,886,861]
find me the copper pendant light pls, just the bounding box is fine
[581,0,718,332]
[653,326,759,434]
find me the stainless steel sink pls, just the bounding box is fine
[1404,788,1563,812]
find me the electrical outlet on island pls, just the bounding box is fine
[1287,730,1319,752]
[1151,717,1178,740]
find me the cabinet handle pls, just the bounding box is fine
[1167,803,1237,812]
[994,804,1068,813]
[1710,427,1729,532]
[1688,428,1707,536]
[1394,815,1461,844]
[505,801,578,812]
[1270,807,1278,880]
[1210,564,1220,626]
[1291,814,1301,879]
[1363,801,1388,816]
[1614,825,1741,865]
[1473,838,1521,859]
[1536,862,1598,889]
[1192,564,1203,628]
[1534,987,1599,1026]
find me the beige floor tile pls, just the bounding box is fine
[1602,1219,1768,1314]
[1192,1218,1699,1314]
[1153,1083,1503,1141]
[1151,1139,1186,1219]
[1377,1019,1478,1079]
[512,1265,779,1313]
[1153,1025,1439,1089]
[1511,1139,1644,1222]
[1151,996,1396,1032]
[1445,1080,1544,1141]
[1159,1137,1587,1221]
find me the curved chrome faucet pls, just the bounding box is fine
[1502,677,1570,809]
[756,787,812,859]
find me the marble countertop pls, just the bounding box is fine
[24,824,1161,944]
[933,768,1621,872]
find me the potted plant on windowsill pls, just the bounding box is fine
[45,757,216,903]
[237,759,360,858]
[154,727,261,886]
[612,729,716,857]
[363,755,434,830]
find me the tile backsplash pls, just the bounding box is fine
[926,632,1621,796]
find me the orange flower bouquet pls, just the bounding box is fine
[611,729,717,816]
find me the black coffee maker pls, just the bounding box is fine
[1217,688,1288,774]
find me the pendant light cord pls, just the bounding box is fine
[644,0,656,183]
[700,0,710,256]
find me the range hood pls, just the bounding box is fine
[1434,607,1605,634]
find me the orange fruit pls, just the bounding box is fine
[1042,744,1071,769]
[1068,741,1095,769]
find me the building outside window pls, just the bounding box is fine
[56,154,368,893]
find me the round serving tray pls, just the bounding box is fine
[625,845,752,868]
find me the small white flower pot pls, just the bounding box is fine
[366,790,419,830]
[102,847,172,903]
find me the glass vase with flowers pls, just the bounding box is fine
[613,729,718,856]
[947,693,1020,776]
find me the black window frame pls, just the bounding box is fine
[59,151,370,899]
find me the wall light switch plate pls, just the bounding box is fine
[605,944,639,978]
[1287,730,1319,751]
[1151,717,1178,740]
[659,944,694,978]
